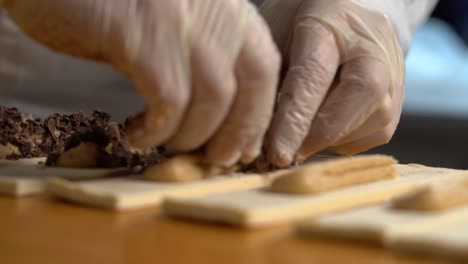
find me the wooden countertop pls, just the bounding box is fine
[0,196,459,264]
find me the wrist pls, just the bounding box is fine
[353,0,412,56]
[354,0,438,56]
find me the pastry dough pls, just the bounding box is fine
[0,143,21,159]
[55,142,100,168]
[390,222,468,261]
[47,169,289,210]
[0,157,46,168]
[393,176,468,211]
[298,202,468,244]
[143,155,237,183]
[163,165,464,228]
[0,165,126,196]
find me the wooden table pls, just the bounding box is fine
[0,196,460,264]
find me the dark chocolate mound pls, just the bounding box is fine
[1,106,165,168]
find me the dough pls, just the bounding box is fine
[269,155,397,194]
[55,142,100,168]
[393,176,468,211]
[0,143,21,159]
[143,155,237,183]
[390,222,468,261]
[0,165,127,196]
[0,157,46,168]
[47,169,289,210]
[163,165,466,228]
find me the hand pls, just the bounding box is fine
[260,0,405,166]
[4,0,281,166]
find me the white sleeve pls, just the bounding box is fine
[357,0,439,55]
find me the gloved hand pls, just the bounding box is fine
[4,0,281,166]
[260,0,406,167]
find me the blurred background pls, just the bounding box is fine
[367,1,468,169]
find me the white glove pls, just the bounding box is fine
[4,0,281,166]
[261,0,408,166]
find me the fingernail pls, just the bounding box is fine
[206,148,241,168]
[241,149,260,164]
[269,149,293,168]
[223,151,242,167]
[296,146,320,163]
[294,153,307,163]
[296,136,329,162]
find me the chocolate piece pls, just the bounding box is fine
[0,106,46,159]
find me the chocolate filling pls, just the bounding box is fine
[0,106,165,168]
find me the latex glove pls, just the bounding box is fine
[4,0,281,166]
[260,0,407,167]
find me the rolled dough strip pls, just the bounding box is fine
[393,176,468,211]
[0,165,127,196]
[163,165,463,228]
[390,222,468,261]
[47,169,289,210]
[54,142,100,168]
[0,157,46,168]
[143,155,237,183]
[270,155,397,194]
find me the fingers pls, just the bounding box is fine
[266,21,340,167]
[296,56,390,161]
[330,114,400,155]
[331,74,405,155]
[205,12,281,166]
[126,40,191,148]
[333,94,393,146]
[164,43,237,152]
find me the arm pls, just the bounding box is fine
[2,0,281,166]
